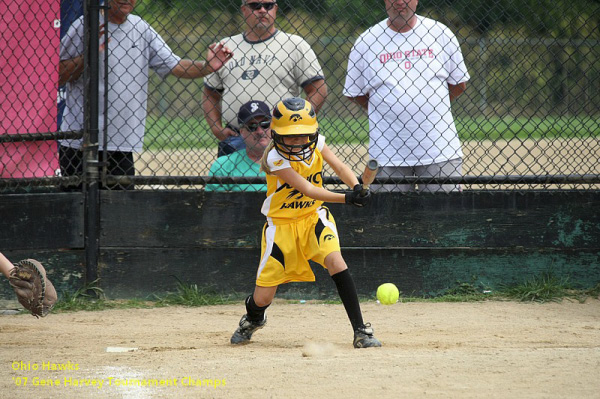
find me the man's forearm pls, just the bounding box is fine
[304,79,328,114]
[202,88,226,139]
[346,95,369,110]
[59,55,84,85]
[171,59,212,79]
[449,82,467,101]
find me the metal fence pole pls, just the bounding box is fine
[83,0,101,290]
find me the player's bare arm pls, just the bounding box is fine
[303,79,328,114]
[274,167,346,203]
[0,252,15,278]
[449,82,467,101]
[321,144,360,188]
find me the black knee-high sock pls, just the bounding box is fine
[331,269,364,331]
[245,294,269,322]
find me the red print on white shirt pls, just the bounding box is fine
[379,48,434,64]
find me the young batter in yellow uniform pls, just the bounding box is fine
[230,97,381,348]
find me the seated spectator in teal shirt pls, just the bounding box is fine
[206,100,271,192]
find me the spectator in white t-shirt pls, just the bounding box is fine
[344,0,470,192]
[202,0,327,158]
[58,0,232,189]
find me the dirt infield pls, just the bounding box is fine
[1,300,599,398]
[135,138,600,189]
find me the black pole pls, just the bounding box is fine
[84,0,101,291]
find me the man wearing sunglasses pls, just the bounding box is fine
[206,100,272,192]
[203,0,327,158]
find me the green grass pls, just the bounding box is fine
[28,274,596,314]
[144,114,600,150]
[144,115,216,150]
[400,273,597,304]
[52,281,156,313]
[584,282,600,298]
[457,115,600,141]
[52,280,106,312]
[401,279,496,303]
[154,280,240,307]
[49,280,237,314]
[499,272,572,303]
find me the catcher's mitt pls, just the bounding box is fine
[8,259,57,318]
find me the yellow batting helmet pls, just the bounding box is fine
[271,97,319,161]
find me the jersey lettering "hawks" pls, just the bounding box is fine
[261,136,326,224]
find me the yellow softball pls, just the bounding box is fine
[376,283,399,305]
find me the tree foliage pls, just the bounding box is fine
[135,0,599,118]
[137,0,600,39]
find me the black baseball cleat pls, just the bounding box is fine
[230,314,267,345]
[353,323,382,348]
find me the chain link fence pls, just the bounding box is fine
[1,0,599,192]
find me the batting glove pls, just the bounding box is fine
[345,184,371,207]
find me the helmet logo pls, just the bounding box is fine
[290,113,303,122]
[250,102,259,112]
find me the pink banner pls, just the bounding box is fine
[0,0,60,178]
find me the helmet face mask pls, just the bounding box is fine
[273,132,318,161]
[271,97,319,162]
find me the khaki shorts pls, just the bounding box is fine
[371,158,463,193]
[256,207,341,287]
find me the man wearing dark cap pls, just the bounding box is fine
[206,100,271,191]
[202,0,327,158]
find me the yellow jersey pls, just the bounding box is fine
[261,136,326,225]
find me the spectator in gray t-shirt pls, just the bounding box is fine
[58,0,232,189]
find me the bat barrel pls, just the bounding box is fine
[367,159,379,171]
[361,159,380,195]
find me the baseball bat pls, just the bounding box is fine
[361,159,379,195]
